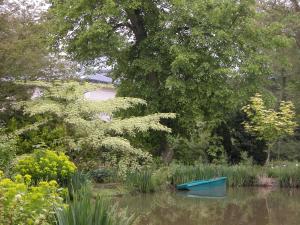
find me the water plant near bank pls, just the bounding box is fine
[171,164,259,187]
[125,169,156,193]
[267,165,300,188]
[56,188,134,225]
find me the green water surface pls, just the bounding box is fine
[117,188,300,225]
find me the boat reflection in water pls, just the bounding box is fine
[176,177,227,198]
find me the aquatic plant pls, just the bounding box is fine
[55,188,134,225]
[67,171,91,199]
[125,169,156,193]
[267,165,300,188]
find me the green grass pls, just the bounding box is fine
[267,165,300,188]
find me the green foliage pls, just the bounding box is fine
[49,0,280,160]
[243,93,297,142]
[16,122,68,155]
[0,1,49,80]
[0,172,64,225]
[243,93,298,163]
[16,81,175,177]
[239,151,253,166]
[15,149,77,185]
[0,128,16,173]
[267,164,300,188]
[125,170,156,193]
[123,164,300,190]
[55,189,134,225]
[90,168,115,183]
[67,171,91,199]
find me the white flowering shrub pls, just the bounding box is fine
[15,81,175,177]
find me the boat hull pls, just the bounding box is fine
[176,177,227,197]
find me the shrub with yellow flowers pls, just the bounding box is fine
[15,149,77,185]
[0,171,65,225]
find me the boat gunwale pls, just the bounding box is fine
[176,177,227,189]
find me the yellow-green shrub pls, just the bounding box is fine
[15,149,76,185]
[0,172,64,225]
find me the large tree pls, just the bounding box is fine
[0,0,79,123]
[257,0,300,161]
[49,0,283,162]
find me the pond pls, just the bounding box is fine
[117,188,300,225]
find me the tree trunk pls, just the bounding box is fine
[127,9,147,45]
[265,143,273,165]
[126,7,170,161]
[265,148,271,165]
[159,134,173,164]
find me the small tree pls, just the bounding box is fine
[15,81,175,176]
[242,93,297,164]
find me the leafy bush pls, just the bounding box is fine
[0,172,64,225]
[15,149,76,185]
[0,129,16,173]
[55,188,134,225]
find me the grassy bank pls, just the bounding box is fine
[171,164,259,187]
[121,163,300,193]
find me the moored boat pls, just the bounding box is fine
[176,177,227,197]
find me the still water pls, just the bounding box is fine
[118,188,300,225]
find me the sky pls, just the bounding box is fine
[1,0,50,18]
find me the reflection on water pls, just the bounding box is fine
[180,182,227,198]
[84,88,116,101]
[117,188,300,225]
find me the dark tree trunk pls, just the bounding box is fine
[159,134,173,164]
[127,9,148,45]
[126,7,170,162]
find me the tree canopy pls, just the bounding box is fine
[242,93,297,164]
[49,0,289,162]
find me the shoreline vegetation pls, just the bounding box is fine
[92,163,300,196]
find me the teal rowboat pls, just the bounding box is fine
[176,177,227,197]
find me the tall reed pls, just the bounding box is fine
[67,171,91,199]
[125,170,155,193]
[171,164,258,187]
[56,188,134,225]
[267,166,300,188]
